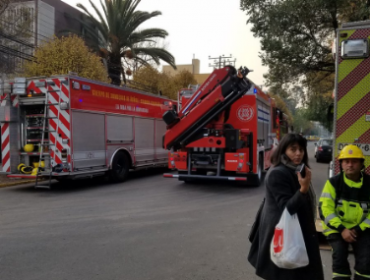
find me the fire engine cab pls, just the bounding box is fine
[162,66,288,185]
[0,75,174,186]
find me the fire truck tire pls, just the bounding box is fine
[249,154,264,186]
[110,151,130,182]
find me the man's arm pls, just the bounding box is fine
[319,180,346,233]
[352,207,370,234]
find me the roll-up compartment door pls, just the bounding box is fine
[72,112,105,168]
[107,115,133,143]
[134,118,155,162]
[155,119,167,160]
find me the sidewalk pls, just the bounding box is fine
[0,174,36,188]
[0,163,36,187]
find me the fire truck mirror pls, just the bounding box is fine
[273,108,283,129]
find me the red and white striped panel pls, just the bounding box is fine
[47,78,71,167]
[0,94,7,106]
[1,93,18,173]
[1,95,19,107]
[12,95,19,108]
[1,123,10,172]
[25,78,71,168]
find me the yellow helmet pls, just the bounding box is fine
[31,168,39,176]
[338,144,365,160]
[23,144,34,152]
[33,161,45,168]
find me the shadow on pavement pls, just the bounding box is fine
[10,167,170,193]
[173,177,265,195]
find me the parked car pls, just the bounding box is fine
[314,138,333,162]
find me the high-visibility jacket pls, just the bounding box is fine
[319,172,370,236]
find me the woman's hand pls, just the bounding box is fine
[297,166,311,194]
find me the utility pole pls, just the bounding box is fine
[208,54,236,69]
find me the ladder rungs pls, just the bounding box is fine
[19,152,50,155]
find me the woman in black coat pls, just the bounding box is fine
[248,134,324,280]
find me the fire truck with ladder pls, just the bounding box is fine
[328,20,370,177]
[0,75,175,187]
[162,66,288,185]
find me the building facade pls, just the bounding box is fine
[162,58,211,85]
[0,0,94,75]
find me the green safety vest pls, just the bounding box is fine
[319,172,370,236]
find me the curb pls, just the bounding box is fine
[0,179,47,188]
[0,180,36,188]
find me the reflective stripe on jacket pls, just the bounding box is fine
[319,172,370,236]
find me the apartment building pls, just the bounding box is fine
[0,0,96,74]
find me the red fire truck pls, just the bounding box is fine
[0,75,175,184]
[162,66,287,185]
[177,85,199,111]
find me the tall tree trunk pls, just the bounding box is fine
[108,55,122,86]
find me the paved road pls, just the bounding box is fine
[0,142,345,280]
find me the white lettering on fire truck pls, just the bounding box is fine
[227,160,238,163]
[115,104,149,113]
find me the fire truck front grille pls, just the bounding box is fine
[192,147,219,153]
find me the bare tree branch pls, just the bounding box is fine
[0,0,10,16]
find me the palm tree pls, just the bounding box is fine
[77,0,176,85]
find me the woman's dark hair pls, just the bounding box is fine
[270,133,309,167]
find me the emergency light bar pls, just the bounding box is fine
[341,39,369,59]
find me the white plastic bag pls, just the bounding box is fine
[270,208,309,269]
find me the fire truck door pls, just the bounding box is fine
[155,119,167,160]
[134,118,155,162]
[72,112,106,168]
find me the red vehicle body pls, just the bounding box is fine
[162,66,287,185]
[177,85,199,111]
[0,75,175,183]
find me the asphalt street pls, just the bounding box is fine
[0,142,350,280]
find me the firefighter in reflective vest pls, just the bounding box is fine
[319,145,370,280]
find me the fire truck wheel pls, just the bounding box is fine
[249,154,264,187]
[110,151,130,182]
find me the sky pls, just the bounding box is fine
[61,0,268,87]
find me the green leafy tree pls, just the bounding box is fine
[268,92,293,124]
[292,108,314,135]
[240,0,369,130]
[77,0,176,86]
[240,0,369,88]
[24,35,109,82]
